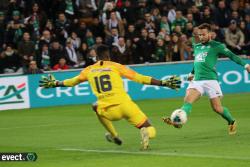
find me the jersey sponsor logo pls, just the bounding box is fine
[195,52,208,62]
[91,68,112,72]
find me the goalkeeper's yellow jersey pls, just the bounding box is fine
[72,61,152,108]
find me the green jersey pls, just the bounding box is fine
[193,40,247,80]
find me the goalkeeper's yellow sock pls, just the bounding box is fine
[147,126,156,139]
[97,115,118,137]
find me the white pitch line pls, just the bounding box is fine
[60,148,250,161]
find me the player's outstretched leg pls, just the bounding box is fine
[138,121,156,150]
[163,89,200,128]
[220,107,236,135]
[210,98,236,135]
[92,103,123,145]
[105,132,122,145]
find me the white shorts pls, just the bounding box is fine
[187,80,223,99]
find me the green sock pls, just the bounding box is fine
[220,107,234,124]
[181,102,192,115]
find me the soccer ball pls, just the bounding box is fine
[170,109,187,125]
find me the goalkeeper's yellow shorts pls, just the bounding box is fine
[96,100,148,128]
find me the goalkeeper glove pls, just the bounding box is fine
[161,75,181,90]
[39,74,59,88]
[162,117,183,128]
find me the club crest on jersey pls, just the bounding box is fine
[195,52,208,62]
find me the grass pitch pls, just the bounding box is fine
[0,93,250,167]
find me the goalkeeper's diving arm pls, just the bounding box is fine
[127,72,181,90]
[55,76,82,87]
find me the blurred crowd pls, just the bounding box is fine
[0,0,250,75]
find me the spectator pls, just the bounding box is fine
[119,0,136,25]
[211,23,225,42]
[166,33,184,61]
[136,0,149,21]
[44,19,55,34]
[77,42,88,65]
[5,10,25,45]
[64,38,78,66]
[76,0,97,24]
[243,2,250,16]
[167,4,176,23]
[171,10,187,32]
[52,57,69,70]
[151,7,161,23]
[190,5,201,24]
[125,24,139,42]
[89,17,105,39]
[92,36,104,49]
[50,40,65,67]
[186,13,196,27]
[104,11,125,37]
[69,31,81,49]
[225,20,245,54]
[0,11,6,48]
[74,20,87,41]
[134,28,155,63]
[185,22,194,38]
[18,32,35,71]
[39,30,53,52]
[85,48,97,67]
[105,27,119,47]
[245,14,250,30]
[200,7,214,24]
[154,38,167,62]
[180,34,193,60]
[142,12,157,33]
[0,44,21,74]
[38,44,50,71]
[204,0,216,12]
[160,16,170,35]
[239,20,250,55]
[54,13,71,45]
[84,29,95,47]
[214,0,230,28]
[24,60,43,74]
[101,2,121,25]
[25,3,47,39]
[229,11,241,24]
[111,36,132,64]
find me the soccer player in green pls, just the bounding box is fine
[163,23,250,135]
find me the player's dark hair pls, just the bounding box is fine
[96,44,110,61]
[198,23,212,32]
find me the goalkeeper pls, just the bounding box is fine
[39,44,181,150]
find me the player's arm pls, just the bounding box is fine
[39,74,84,88]
[39,69,88,88]
[217,44,250,72]
[117,64,181,90]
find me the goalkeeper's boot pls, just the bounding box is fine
[228,120,237,135]
[105,132,122,145]
[162,117,182,128]
[140,127,149,150]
